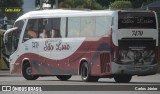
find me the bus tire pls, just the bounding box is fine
[80,62,99,82]
[56,75,72,81]
[22,63,39,80]
[114,75,132,83]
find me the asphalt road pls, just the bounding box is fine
[0,73,160,85]
[0,74,160,94]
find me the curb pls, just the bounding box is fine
[0,70,22,77]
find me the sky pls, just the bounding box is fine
[22,0,36,13]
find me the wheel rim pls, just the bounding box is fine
[26,67,32,75]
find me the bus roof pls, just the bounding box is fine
[16,9,154,22]
[16,9,115,22]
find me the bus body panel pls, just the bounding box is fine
[5,9,158,78]
[111,62,158,75]
[116,29,158,46]
[10,36,113,76]
[111,11,159,76]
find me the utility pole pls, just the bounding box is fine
[55,0,58,8]
[36,0,58,9]
[40,0,43,10]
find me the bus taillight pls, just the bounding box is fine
[115,46,122,64]
[152,48,158,64]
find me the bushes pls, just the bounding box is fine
[109,1,132,9]
[59,0,104,10]
[6,20,15,25]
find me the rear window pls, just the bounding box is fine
[118,12,156,29]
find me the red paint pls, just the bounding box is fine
[12,36,115,76]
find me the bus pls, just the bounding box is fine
[0,29,9,70]
[3,9,159,83]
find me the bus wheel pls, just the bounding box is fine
[80,62,99,82]
[56,75,72,81]
[114,75,132,83]
[22,63,39,80]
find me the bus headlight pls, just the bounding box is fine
[119,50,134,64]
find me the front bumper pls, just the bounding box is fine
[111,62,158,76]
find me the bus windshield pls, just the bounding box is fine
[4,20,24,56]
[4,28,20,56]
[118,12,156,29]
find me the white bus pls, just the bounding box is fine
[4,9,159,83]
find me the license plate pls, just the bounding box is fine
[134,66,142,70]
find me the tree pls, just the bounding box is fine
[112,0,155,8]
[97,0,115,8]
[0,0,23,20]
[59,0,104,10]
[109,1,132,9]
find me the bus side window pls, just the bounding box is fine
[39,29,48,38]
[23,19,38,42]
[51,18,61,38]
[80,16,95,37]
[68,17,81,37]
[95,16,112,36]
[60,17,66,38]
[50,28,61,38]
[39,18,61,38]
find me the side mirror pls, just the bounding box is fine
[23,37,30,42]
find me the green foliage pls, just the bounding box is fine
[109,1,132,9]
[97,0,113,7]
[130,0,144,8]
[59,0,104,10]
[6,20,15,25]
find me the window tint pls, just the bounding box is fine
[5,31,12,55]
[38,18,61,38]
[60,17,66,37]
[81,16,95,37]
[23,19,38,42]
[96,16,112,36]
[67,16,112,37]
[68,17,81,37]
[22,16,112,40]
[51,18,61,38]
[14,20,25,30]
[23,18,62,42]
[12,29,21,53]
[4,28,22,55]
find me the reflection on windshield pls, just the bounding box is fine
[3,20,24,57]
[4,28,21,56]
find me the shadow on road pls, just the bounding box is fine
[36,79,160,85]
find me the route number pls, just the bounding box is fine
[132,30,143,36]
